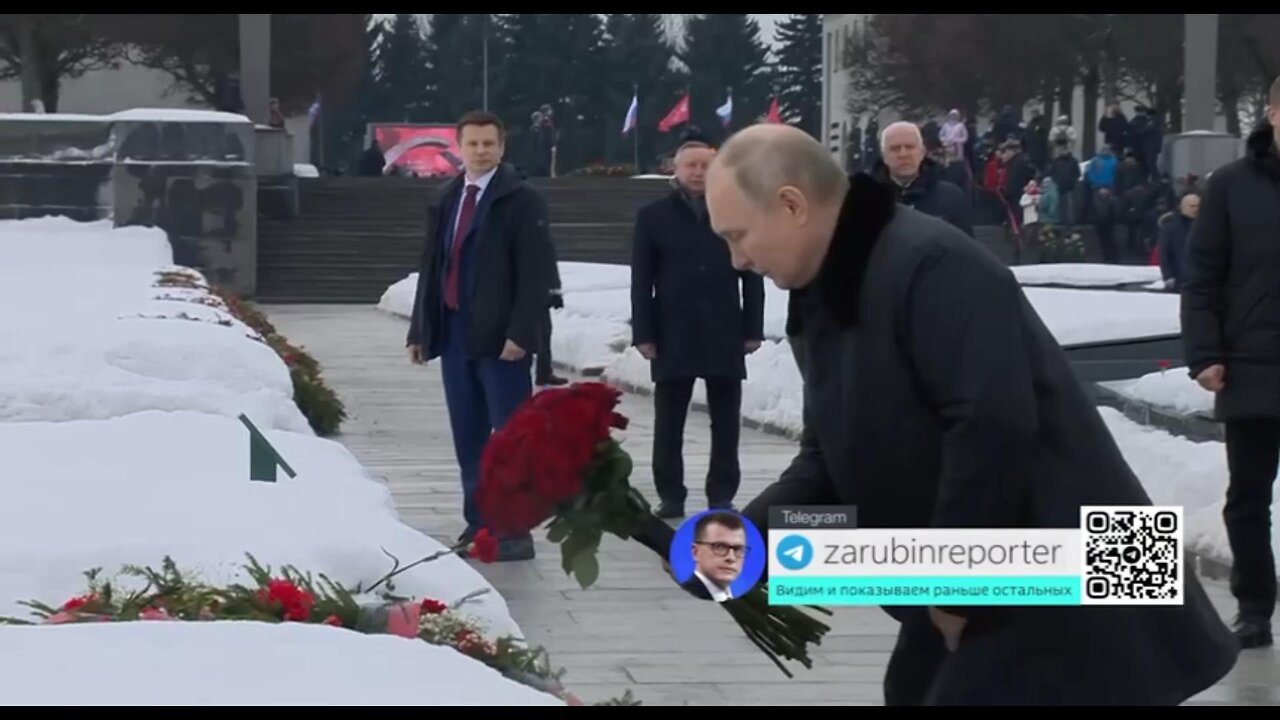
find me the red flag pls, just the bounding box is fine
[765,97,782,124]
[658,93,690,133]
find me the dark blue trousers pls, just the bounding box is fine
[439,309,532,532]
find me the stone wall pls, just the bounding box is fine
[0,112,259,297]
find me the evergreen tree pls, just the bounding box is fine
[773,14,822,138]
[678,14,770,142]
[376,14,431,122]
[492,14,607,173]
[423,14,497,122]
[604,14,680,170]
[330,15,383,171]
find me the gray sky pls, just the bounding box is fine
[399,14,790,47]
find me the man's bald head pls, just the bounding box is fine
[710,124,848,209]
[880,121,922,154]
[705,124,849,290]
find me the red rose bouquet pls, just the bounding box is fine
[477,382,832,677]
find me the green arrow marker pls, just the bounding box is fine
[239,413,298,482]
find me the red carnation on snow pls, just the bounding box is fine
[139,606,172,621]
[420,598,448,615]
[256,579,315,622]
[476,382,628,536]
[322,614,343,627]
[60,594,97,612]
[468,528,499,563]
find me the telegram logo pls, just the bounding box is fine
[776,534,813,571]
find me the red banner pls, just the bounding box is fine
[371,124,462,178]
[658,94,690,133]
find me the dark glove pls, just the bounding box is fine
[550,293,564,310]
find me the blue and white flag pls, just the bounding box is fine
[715,92,733,127]
[622,93,638,135]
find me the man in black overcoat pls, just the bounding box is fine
[630,133,766,518]
[1181,77,1280,649]
[691,123,1238,705]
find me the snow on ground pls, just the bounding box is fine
[1011,263,1163,288]
[376,262,1260,564]
[0,622,562,706]
[1020,287,1180,345]
[1,217,541,703]
[0,109,252,125]
[1097,407,1266,565]
[107,108,252,124]
[413,261,1176,351]
[380,264,1179,350]
[0,220,307,432]
[1116,367,1215,417]
[0,411,519,638]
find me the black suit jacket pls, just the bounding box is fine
[407,163,554,360]
[679,574,715,601]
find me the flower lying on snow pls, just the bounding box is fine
[1,554,640,705]
[257,578,316,622]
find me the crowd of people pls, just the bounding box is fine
[846,103,1206,288]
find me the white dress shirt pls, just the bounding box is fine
[694,569,733,602]
[453,166,498,239]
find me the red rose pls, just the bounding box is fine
[322,614,343,626]
[477,382,630,536]
[476,484,553,536]
[420,598,449,615]
[468,529,500,563]
[256,579,315,622]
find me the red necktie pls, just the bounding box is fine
[444,185,480,310]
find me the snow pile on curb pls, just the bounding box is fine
[0,622,561,706]
[1123,367,1215,416]
[1011,263,1163,288]
[1,217,545,704]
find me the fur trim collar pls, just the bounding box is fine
[788,173,897,334]
[1246,124,1280,182]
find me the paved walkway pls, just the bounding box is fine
[265,305,1276,706]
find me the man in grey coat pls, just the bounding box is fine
[697,123,1238,705]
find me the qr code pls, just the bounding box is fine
[1080,506,1183,605]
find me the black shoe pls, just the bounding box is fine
[655,501,685,519]
[1233,616,1273,649]
[537,375,569,387]
[495,535,536,562]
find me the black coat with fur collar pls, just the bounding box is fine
[745,174,1237,705]
[1181,124,1280,421]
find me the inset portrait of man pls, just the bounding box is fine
[682,510,749,602]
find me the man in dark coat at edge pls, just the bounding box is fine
[1180,77,1280,649]
[630,129,766,518]
[637,123,1238,705]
